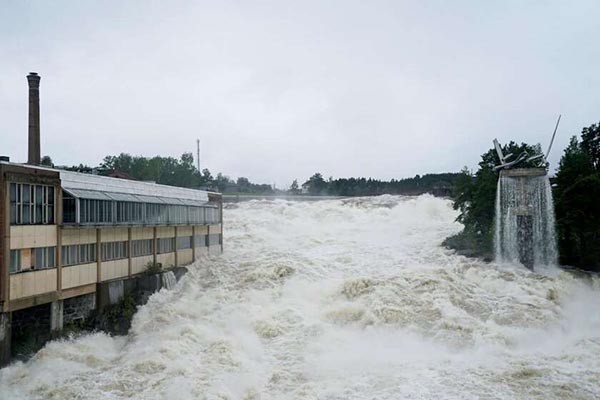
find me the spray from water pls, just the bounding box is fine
[494,172,558,268]
[161,271,177,290]
[1,196,598,400]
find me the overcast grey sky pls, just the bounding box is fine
[1,1,599,187]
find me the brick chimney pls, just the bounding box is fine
[27,72,41,165]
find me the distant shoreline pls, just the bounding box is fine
[222,192,450,203]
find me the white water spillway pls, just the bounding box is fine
[494,168,558,269]
[1,196,599,399]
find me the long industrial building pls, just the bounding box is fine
[0,73,223,365]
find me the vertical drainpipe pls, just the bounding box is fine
[1,180,10,309]
[192,225,196,261]
[174,226,178,267]
[127,227,132,277]
[26,72,41,166]
[152,226,157,266]
[96,228,101,283]
[56,186,63,298]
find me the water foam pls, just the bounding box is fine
[1,195,599,399]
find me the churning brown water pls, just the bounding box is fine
[1,195,599,399]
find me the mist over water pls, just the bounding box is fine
[1,195,599,399]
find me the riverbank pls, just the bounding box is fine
[442,229,494,262]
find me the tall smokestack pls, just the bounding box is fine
[27,72,41,165]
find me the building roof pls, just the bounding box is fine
[1,161,214,207]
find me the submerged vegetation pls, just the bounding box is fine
[446,122,600,272]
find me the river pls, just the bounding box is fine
[1,195,599,399]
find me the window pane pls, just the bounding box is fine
[22,184,30,203]
[10,250,21,273]
[35,247,43,269]
[10,204,17,224]
[61,245,68,265]
[48,205,55,224]
[35,186,43,205]
[10,183,17,202]
[47,247,55,268]
[23,206,30,224]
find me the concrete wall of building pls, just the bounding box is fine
[156,252,175,268]
[178,226,193,237]
[195,225,208,235]
[178,249,193,265]
[100,227,128,242]
[131,255,153,275]
[10,225,57,249]
[156,227,175,239]
[131,227,153,240]
[9,269,57,300]
[61,263,97,290]
[61,228,96,245]
[100,259,129,281]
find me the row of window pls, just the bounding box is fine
[9,247,56,273]
[8,234,221,273]
[10,183,55,225]
[132,239,153,257]
[63,196,221,226]
[208,234,222,246]
[101,241,128,261]
[177,236,192,250]
[62,243,97,266]
[157,238,175,254]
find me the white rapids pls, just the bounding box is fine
[1,195,599,399]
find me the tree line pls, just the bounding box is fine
[44,153,460,197]
[299,172,460,196]
[446,122,600,272]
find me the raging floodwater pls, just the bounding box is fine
[1,195,599,399]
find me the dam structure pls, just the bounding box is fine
[0,73,223,366]
[494,168,558,269]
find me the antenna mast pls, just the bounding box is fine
[196,139,200,172]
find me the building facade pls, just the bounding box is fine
[0,161,223,364]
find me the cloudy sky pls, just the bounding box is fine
[1,1,599,187]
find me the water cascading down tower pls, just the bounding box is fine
[492,118,560,270]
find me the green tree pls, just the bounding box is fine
[580,123,600,171]
[289,179,300,195]
[40,155,54,167]
[200,168,214,186]
[554,124,600,271]
[302,173,328,195]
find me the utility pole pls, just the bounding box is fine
[196,139,200,172]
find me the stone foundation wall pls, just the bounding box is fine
[63,293,96,325]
